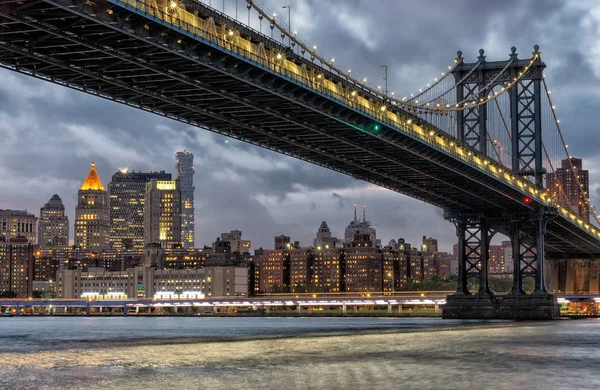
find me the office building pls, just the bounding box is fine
[38,195,69,250]
[75,162,110,250]
[0,237,34,297]
[143,179,182,248]
[109,169,172,250]
[176,150,195,248]
[0,209,37,244]
[546,157,590,222]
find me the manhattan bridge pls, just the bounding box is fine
[0,0,598,318]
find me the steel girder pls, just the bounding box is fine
[0,0,599,257]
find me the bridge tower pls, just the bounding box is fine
[444,47,560,319]
[453,46,545,186]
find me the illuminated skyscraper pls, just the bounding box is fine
[38,195,69,249]
[75,162,110,250]
[109,169,172,250]
[176,150,195,248]
[143,179,182,248]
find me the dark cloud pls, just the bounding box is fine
[1,0,598,251]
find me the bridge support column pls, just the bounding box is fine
[342,304,347,316]
[565,260,577,294]
[387,302,392,315]
[443,209,559,319]
[297,304,302,315]
[397,304,402,314]
[590,261,599,295]
[123,304,128,316]
[545,259,560,293]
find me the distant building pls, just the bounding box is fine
[254,249,289,293]
[75,162,110,250]
[109,169,172,250]
[422,236,438,253]
[0,209,37,244]
[176,151,195,248]
[56,266,249,299]
[344,205,378,245]
[546,157,590,222]
[38,195,69,250]
[217,230,251,253]
[143,179,182,248]
[313,221,339,248]
[274,234,291,250]
[0,237,34,297]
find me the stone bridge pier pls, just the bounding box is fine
[546,258,600,294]
[442,208,561,319]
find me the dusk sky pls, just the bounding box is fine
[1,0,599,251]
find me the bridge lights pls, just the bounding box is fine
[524,197,533,205]
[169,1,178,9]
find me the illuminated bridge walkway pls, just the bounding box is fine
[1,0,599,318]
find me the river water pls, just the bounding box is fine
[1,317,599,389]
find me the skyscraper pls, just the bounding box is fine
[0,209,37,243]
[38,195,69,250]
[75,162,110,251]
[109,169,172,250]
[176,150,195,248]
[143,179,182,248]
[344,205,377,245]
[546,157,590,222]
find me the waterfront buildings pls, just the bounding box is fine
[56,266,249,299]
[38,195,69,250]
[176,150,195,248]
[0,209,37,244]
[143,179,182,248]
[109,169,172,250]
[0,237,34,297]
[255,234,454,295]
[75,162,110,250]
[546,157,590,222]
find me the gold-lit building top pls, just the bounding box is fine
[80,162,105,191]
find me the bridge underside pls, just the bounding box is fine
[0,0,599,318]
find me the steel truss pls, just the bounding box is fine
[446,206,556,297]
[0,0,598,258]
[453,46,545,186]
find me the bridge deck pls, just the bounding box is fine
[0,0,599,256]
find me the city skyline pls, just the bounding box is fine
[1,0,600,253]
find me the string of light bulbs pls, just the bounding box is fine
[543,79,600,226]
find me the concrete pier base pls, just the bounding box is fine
[443,293,560,320]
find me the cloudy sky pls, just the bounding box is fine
[1,0,600,252]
